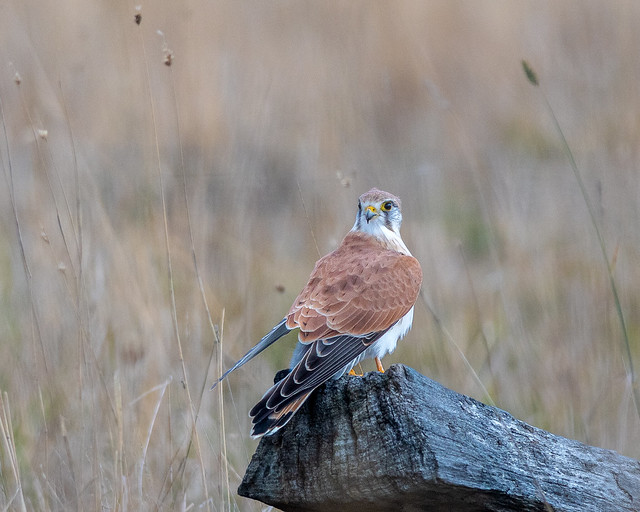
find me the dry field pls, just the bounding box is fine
[1,1,639,510]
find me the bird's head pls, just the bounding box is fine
[352,189,408,252]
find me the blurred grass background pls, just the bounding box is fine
[1,1,639,510]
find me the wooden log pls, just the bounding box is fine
[238,364,640,512]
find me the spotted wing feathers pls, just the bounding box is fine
[287,231,422,341]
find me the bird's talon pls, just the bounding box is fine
[349,364,364,377]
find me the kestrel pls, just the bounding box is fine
[213,188,422,438]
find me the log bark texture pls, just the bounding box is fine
[238,364,640,512]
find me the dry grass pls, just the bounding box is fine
[1,1,639,510]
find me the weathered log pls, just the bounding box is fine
[238,364,640,512]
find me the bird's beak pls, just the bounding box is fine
[365,205,378,223]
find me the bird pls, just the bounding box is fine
[212,188,422,438]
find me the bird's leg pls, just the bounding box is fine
[348,363,364,376]
[375,357,385,373]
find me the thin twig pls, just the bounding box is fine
[0,392,27,512]
[138,378,172,500]
[420,291,496,407]
[297,179,321,259]
[15,80,78,286]
[522,60,639,420]
[136,23,211,511]
[0,88,51,377]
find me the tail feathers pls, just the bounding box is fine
[250,391,312,438]
[249,330,386,437]
[211,318,290,390]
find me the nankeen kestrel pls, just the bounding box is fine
[212,188,422,438]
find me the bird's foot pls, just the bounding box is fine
[348,364,364,377]
[375,357,385,373]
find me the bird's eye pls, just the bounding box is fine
[381,201,394,212]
